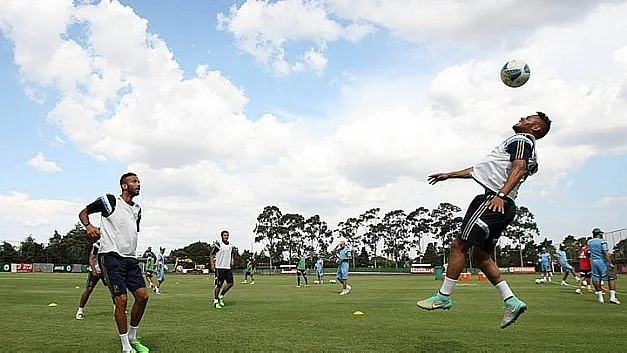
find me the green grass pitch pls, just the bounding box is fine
[1,272,625,352]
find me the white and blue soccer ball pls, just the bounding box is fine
[535,278,546,284]
[500,59,531,88]
[329,279,337,284]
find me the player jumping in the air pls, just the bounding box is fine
[576,241,593,294]
[556,245,579,286]
[243,258,255,284]
[76,240,112,319]
[587,228,620,304]
[332,241,352,295]
[538,248,553,282]
[315,257,324,284]
[79,172,150,353]
[296,254,309,287]
[211,230,234,309]
[416,112,552,328]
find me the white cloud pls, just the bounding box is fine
[216,0,374,74]
[594,196,627,208]
[26,153,63,173]
[0,0,627,250]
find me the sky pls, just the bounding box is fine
[1,0,627,255]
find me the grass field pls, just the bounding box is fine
[1,272,626,352]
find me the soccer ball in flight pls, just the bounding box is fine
[500,59,531,88]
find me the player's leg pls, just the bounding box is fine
[218,270,234,306]
[417,196,486,310]
[214,270,224,308]
[155,269,164,294]
[100,254,135,353]
[77,272,99,319]
[608,269,620,304]
[243,271,248,284]
[297,270,302,287]
[336,266,347,293]
[125,258,150,353]
[250,272,254,284]
[303,270,309,286]
[591,260,604,303]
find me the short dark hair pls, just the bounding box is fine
[535,111,551,139]
[221,230,229,237]
[120,172,137,186]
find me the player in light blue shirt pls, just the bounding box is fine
[333,241,352,295]
[154,247,166,294]
[537,248,553,282]
[587,228,619,304]
[315,258,324,284]
[556,245,579,286]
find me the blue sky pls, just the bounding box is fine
[1,0,626,253]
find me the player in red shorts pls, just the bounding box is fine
[575,241,592,294]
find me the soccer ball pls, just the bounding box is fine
[313,280,319,284]
[534,279,541,284]
[500,59,531,88]
[329,279,337,284]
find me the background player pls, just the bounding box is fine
[154,247,166,294]
[332,241,352,295]
[243,258,255,284]
[315,257,324,284]
[144,249,158,292]
[576,241,592,294]
[76,240,109,320]
[78,172,150,353]
[556,245,579,286]
[211,230,235,309]
[296,253,309,288]
[538,248,553,282]
[588,228,620,304]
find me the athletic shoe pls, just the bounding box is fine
[214,301,223,309]
[250,281,255,285]
[75,313,84,320]
[575,289,582,294]
[242,280,247,284]
[124,349,137,353]
[130,338,149,353]
[416,293,453,311]
[500,297,527,329]
[339,290,348,295]
[346,285,352,292]
[610,298,621,305]
[218,298,225,307]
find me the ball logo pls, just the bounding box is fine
[3,264,9,271]
[66,265,72,272]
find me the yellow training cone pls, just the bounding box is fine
[353,311,364,316]
[48,303,58,307]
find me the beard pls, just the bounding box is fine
[512,124,523,133]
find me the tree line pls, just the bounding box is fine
[2,204,626,269]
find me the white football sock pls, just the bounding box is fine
[119,333,132,352]
[439,277,458,296]
[495,281,514,301]
[77,307,84,314]
[610,290,616,300]
[128,326,138,341]
[597,292,603,301]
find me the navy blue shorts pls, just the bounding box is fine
[86,271,107,288]
[459,194,516,253]
[215,269,234,287]
[99,253,146,296]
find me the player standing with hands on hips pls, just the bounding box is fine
[79,172,150,353]
[417,112,552,329]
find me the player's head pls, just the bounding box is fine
[160,247,165,253]
[542,247,546,252]
[513,112,551,139]
[120,172,140,196]
[339,240,346,249]
[592,227,604,238]
[221,230,229,243]
[559,244,565,251]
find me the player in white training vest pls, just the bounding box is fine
[417,112,552,329]
[211,230,235,308]
[79,172,150,353]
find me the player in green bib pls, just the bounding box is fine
[145,255,157,292]
[243,258,255,284]
[296,255,308,287]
